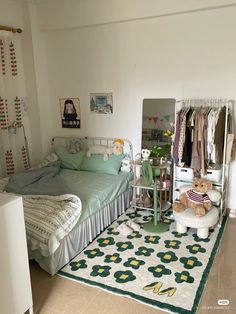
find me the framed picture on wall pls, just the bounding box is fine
[90,93,113,114]
[60,97,81,128]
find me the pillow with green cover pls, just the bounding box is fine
[55,146,85,170]
[80,153,124,175]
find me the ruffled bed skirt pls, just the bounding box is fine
[28,189,132,275]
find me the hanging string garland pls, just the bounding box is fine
[0,39,6,75]
[0,97,5,128]
[0,98,9,129]
[21,146,29,170]
[14,96,22,126]
[9,41,18,76]
[5,150,15,175]
[143,114,174,124]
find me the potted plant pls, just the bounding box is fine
[150,129,173,164]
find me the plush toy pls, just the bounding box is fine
[172,178,213,217]
[113,139,124,156]
[121,156,131,172]
[67,138,80,154]
[87,139,124,161]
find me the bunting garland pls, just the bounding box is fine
[0,39,6,75]
[21,146,30,170]
[9,41,18,76]
[0,97,9,129]
[5,150,15,175]
[14,96,22,126]
[143,114,174,124]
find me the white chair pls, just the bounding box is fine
[173,207,219,239]
[173,185,221,239]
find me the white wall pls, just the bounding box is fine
[35,1,236,207]
[42,4,236,147]
[2,1,236,207]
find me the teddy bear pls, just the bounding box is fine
[87,139,124,161]
[121,156,131,172]
[172,177,213,217]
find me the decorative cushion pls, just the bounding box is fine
[55,147,85,170]
[80,154,125,175]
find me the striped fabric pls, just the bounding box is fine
[186,190,210,204]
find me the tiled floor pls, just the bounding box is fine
[29,217,236,314]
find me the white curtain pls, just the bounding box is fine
[0,32,29,177]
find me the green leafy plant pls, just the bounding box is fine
[150,129,173,159]
[150,143,171,159]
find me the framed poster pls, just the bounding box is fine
[90,93,113,114]
[60,98,81,128]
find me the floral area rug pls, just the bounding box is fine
[58,208,227,314]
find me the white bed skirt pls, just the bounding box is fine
[29,189,132,275]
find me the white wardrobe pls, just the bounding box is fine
[0,194,33,314]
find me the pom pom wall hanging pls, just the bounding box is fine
[14,96,22,126]
[0,39,6,75]
[9,41,18,76]
[5,150,15,175]
[0,97,9,129]
[21,146,30,170]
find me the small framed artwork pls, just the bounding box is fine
[90,93,113,114]
[60,97,81,128]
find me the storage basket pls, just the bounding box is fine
[201,168,222,183]
[175,166,193,180]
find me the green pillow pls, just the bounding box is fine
[55,147,85,170]
[81,154,124,175]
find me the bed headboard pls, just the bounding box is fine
[51,136,133,160]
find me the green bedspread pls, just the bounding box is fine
[59,170,131,224]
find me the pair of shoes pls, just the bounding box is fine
[116,220,140,235]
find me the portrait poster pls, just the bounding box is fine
[90,93,113,114]
[60,98,81,128]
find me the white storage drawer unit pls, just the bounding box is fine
[201,168,222,182]
[0,194,33,314]
[176,166,222,183]
[175,166,194,180]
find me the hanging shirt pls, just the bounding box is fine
[173,109,183,165]
[181,109,193,167]
[214,106,226,163]
[178,108,189,165]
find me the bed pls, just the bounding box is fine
[1,136,133,275]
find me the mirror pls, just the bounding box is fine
[142,98,176,155]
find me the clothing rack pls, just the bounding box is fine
[173,98,233,225]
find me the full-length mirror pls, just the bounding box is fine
[142,98,176,157]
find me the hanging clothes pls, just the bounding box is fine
[214,106,226,163]
[181,109,193,167]
[173,109,183,165]
[174,104,227,177]
[191,108,201,176]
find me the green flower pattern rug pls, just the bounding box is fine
[58,208,227,314]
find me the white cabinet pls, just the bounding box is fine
[0,194,33,314]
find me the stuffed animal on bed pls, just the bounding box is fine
[121,156,131,172]
[172,178,213,217]
[67,138,80,154]
[87,139,124,161]
[113,139,124,156]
